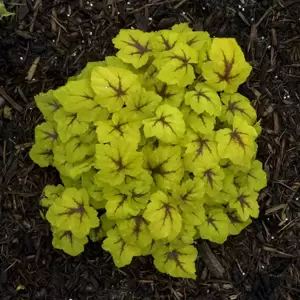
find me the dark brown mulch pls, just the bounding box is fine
[1,0,300,299]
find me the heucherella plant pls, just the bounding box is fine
[30,24,267,279]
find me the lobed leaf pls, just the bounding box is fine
[91,66,140,113]
[46,188,99,237]
[185,83,221,116]
[202,38,252,93]
[102,228,142,267]
[94,140,143,186]
[113,29,153,69]
[153,244,197,279]
[143,104,186,144]
[143,191,182,242]
[52,227,88,256]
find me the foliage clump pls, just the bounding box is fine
[30,24,267,279]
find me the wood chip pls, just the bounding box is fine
[25,57,40,81]
[198,242,225,279]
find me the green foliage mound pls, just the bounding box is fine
[30,23,267,279]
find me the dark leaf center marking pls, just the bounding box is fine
[132,216,144,237]
[216,51,240,83]
[60,230,73,244]
[69,93,93,100]
[43,130,58,141]
[161,35,175,50]
[40,149,53,156]
[59,199,86,223]
[49,102,61,111]
[114,194,127,213]
[193,137,211,160]
[207,217,219,232]
[153,115,177,136]
[230,130,246,149]
[166,251,191,275]
[162,203,173,226]
[187,36,198,46]
[238,194,251,212]
[227,100,250,118]
[155,83,175,99]
[125,35,151,56]
[108,75,127,98]
[171,49,190,72]
[203,169,216,188]
[227,212,241,225]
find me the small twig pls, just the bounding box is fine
[0,87,23,112]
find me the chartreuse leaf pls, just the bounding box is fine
[139,65,158,90]
[102,227,142,267]
[202,38,252,93]
[94,140,143,186]
[81,170,107,208]
[112,29,152,68]
[141,240,164,256]
[185,83,221,116]
[100,214,116,232]
[77,103,109,124]
[226,210,251,235]
[153,81,185,108]
[235,160,267,192]
[105,56,134,70]
[46,188,99,237]
[65,136,95,163]
[172,179,206,226]
[173,224,196,247]
[143,104,186,144]
[181,105,216,135]
[228,187,259,221]
[53,144,93,179]
[52,227,88,256]
[143,191,182,242]
[117,215,151,248]
[34,122,58,148]
[220,93,257,125]
[155,43,198,87]
[54,108,89,143]
[60,175,81,189]
[29,143,54,167]
[103,186,140,220]
[118,170,153,210]
[216,117,258,168]
[183,129,219,172]
[40,185,64,208]
[143,145,184,191]
[91,66,140,113]
[194,162,224,197]
[123,87,162,121]
[171,23,193,33]
[197,207,230,244]
[89,226,106,242]
[178,30,210,52]
[195,38,212,73]
[151,30,179,52]
[95,110,141,144]
[153,244,197,279]
[54,79,96,114]
[34,90,61,121]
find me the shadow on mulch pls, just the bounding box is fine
[1,0,300,299]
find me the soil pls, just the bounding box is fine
[1,0,300,299]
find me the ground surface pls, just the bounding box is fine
[1,0,300,299]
